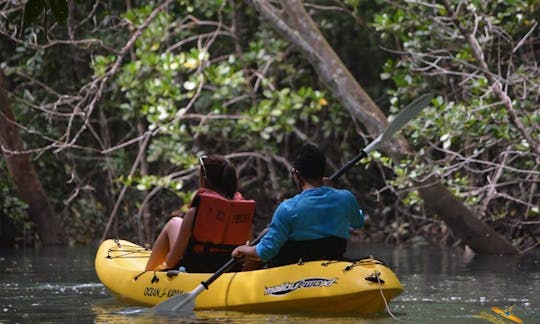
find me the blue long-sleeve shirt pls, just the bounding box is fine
[256,186,364,262]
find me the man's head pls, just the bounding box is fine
[292,143,326,183]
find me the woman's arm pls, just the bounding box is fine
[164,207,196,268]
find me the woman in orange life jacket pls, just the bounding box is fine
[145,154,255,272]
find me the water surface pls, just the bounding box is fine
[1,242,537,323]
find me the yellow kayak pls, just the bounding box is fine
[491,306,523,323]
[95,239,404,314]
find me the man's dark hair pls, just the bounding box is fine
[292,143,326,181]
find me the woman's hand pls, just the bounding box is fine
[152,261,168,271]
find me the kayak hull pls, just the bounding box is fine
[95,239,403,314]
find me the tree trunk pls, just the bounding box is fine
[248,0,517,254]
[137,120,153,245]
[0,71,63,245]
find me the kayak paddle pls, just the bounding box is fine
[152,92,432,313]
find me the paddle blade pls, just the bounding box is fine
[380,92,433,143]
[364,92,432,154]
[152,292,195,313]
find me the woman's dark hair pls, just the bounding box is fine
[200,154,238,199]
[292,143,326,181]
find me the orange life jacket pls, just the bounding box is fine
[187,188,255,255]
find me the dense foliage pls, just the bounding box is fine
[0,0,537,251]
[371,0,539,248]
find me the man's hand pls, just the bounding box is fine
[232,244,261,271]
[232,245,258,260]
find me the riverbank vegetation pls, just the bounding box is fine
[1,0,538,253]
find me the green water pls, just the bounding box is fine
[1,241,538,323]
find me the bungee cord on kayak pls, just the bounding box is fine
[105,240,151,259]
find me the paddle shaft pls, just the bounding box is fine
[329,150,367,181]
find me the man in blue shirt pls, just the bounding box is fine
[232,143,364,268]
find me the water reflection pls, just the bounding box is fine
[91,303,393,323]
[0,243,537,323]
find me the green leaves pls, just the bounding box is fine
[241,86,331,143]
